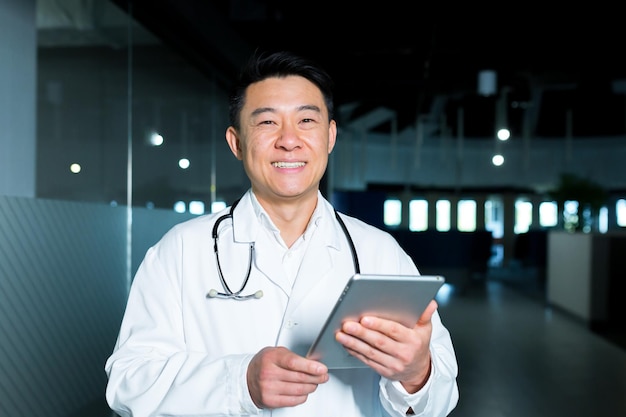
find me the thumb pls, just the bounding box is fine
[417,299,438,326]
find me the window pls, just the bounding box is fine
[436,200,450,231]
[485,197,503,239]
[384,199,402,227]
[598,206,608,233]
[457,200,476,232]
[409,199,428,231]
[211,200,227,213]
[189,201,205,215]
[539,201,558,227]
[514,200,532,234]
[617,199,626,227]
[174,201,186,213]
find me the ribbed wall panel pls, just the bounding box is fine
[0,196,127,416]
[0,196,195,416]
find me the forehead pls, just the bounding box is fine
[244,76,326,110]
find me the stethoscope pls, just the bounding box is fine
[206,198,360,300]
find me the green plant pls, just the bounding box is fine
[549,173,608,232]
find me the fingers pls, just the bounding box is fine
[336,319,405,369]
[247,347,329,409]
[335,304,437,377]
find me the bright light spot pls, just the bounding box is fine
[149,132,164,146]
[436,200,451,232]
[492,154,504,166]
[539,201,558,227]
[409,199,428,231]
[211,201,227,213]
[178,158,190,169]
[617,199,626,227]
[514,200,532,234]
[497,128,510,141]
[70,163,81,173]
[383,199,402,227]
[174,201,186,213]
[599,206,608,233]
[434,283,454,306]
[189,201,205,215]
[457,199,477,232]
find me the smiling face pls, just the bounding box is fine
[225,75,337,208]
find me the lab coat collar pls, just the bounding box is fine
[230,190,346,299]
[231,189,343,251]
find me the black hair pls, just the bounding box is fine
[228,50,335,130]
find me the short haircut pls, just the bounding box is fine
[228,50,335,130]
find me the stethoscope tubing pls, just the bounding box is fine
[207,198,360,301]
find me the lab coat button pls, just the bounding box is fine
[285,320,298,328]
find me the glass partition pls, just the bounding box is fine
[36,0,243,211]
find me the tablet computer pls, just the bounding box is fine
[306,273,445,369]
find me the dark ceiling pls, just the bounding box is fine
[114,1,626,139]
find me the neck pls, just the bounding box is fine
[255,193,318,248]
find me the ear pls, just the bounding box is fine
[327,120,338,154]
[225,126,243,160]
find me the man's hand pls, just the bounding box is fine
[247,346,329,409]
[335,299,439,393]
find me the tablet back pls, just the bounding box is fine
[306,273,445,369]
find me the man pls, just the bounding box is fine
[105,50,459,416]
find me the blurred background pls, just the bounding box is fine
[1,1,625,416]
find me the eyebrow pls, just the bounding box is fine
[249,104,322,118]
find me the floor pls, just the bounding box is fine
[91,267,626,417]
[438,267,626,417]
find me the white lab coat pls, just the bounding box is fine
[105,190,458,416]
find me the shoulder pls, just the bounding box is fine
[150,210,224,253]
[330,208,417,274]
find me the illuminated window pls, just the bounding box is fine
[457,200,476,232]
[384,199,402,227]
[436,200,450,232]
[617,199,626,227]
[174,201,186,213]
[515,200,532,234]
[211,201,227,213]
[539,201,558,227]
[598,206,608,233]
[409,199,428,231]
[189,201,205,215]
[485,198,503,239]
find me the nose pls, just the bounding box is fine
[276,123,301,150]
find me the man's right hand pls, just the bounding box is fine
[247,346,329,409]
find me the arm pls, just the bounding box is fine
[337,303,459,416]
[104,245,262,416]
[341,222,458,416]
[105,233,330,416]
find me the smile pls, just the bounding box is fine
[272,162,305,168]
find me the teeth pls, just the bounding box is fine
[272,162,305,168]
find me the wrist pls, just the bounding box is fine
[401,361,431,394]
